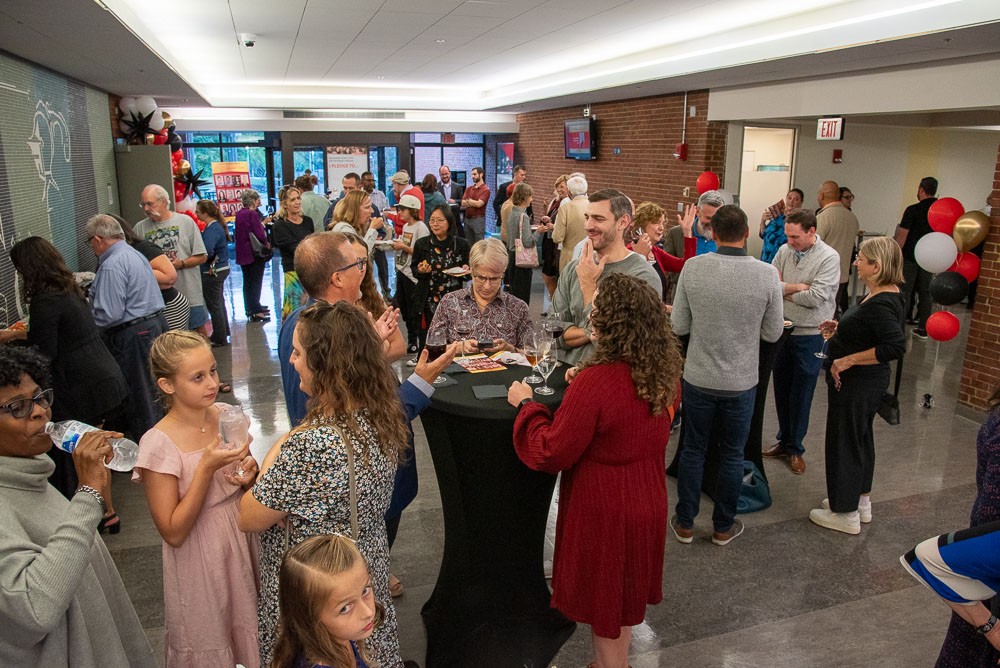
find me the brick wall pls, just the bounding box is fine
[515,90,727,215]
[959,141,1000,410]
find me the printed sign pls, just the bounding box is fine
[211,162,252,220]
[325,147,369,198]
[816,117,845,141]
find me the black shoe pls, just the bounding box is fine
[249,313,271,323]
[906,318,919,325]
[913,328,928,340]
[99,513,121,535]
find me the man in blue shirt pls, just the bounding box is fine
[85,213,166,440]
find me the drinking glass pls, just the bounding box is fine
[524,330,543,384]
[424,329,449,385]
[218,404,251,476]
[544,311,566,340]
[815,327,834,359]
[534,352,558,396]
[454,308,473,358]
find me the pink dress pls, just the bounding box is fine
[133,414,261,668]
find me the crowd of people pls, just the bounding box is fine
[0,166,994,668]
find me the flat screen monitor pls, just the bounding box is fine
[564,118,596,160]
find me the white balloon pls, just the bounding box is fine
[118,120,131,134]
[914,232,958,274]
[148,113,165,132]
[717,188,735,205]
[175,196,195,213]
[136,96,158,116]
[118,96,138,117]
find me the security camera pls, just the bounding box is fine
[240,33,257,48]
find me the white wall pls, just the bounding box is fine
[740,127,795,258]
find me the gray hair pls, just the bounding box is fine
[241,189,261,208]
[567,173,588,196]
[145,184,170,204]
[698,190,725,208]
[469,238,508,274]
[85,214,125,240]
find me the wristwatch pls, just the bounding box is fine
[976,615,998,635]
[518,397,534,409]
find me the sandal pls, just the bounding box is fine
[99,513,121,535]
[219,382,233,393]
[389,573,404,598]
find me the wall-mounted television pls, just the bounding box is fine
[565,118,596,161]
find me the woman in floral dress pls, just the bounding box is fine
[238,302,411,668]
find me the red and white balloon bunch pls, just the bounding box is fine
[914,197,990,342]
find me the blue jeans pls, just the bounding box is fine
[676,381,756,533]
[772,333,825,456]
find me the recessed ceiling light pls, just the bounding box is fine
[377,76,385,80]
[436,39,446,43]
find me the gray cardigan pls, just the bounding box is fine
[771,236,840,335]
[0,455,154,667]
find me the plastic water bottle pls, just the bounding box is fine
[45,420,139,472]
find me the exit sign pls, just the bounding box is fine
[817,117,845,141]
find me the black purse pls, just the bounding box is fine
[877,313,905,425]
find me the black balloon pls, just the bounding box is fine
[929,271,969,306]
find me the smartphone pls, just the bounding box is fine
[476,338,494,351]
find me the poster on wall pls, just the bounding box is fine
[325,147,369,198]
[496,142,514,188]
[212,161,251,221]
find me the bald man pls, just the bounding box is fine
[815,180,858,314]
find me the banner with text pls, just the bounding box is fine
[212,161,252,220]
[325,147,369,198]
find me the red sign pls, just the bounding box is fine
[817,117,845,141]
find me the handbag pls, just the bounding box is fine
[736,461,772,514]
[514,213,539,268]
[248,231,273,261]
[877,355,903,425]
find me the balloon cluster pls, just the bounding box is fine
[915,197,990,342]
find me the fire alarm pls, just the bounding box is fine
[832,149,843,164]
[674,142,688,161]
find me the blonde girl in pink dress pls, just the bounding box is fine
[133,331,261,667]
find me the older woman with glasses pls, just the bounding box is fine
[0,345,155,666]
[233,189,273,323]
[427,237,532,353]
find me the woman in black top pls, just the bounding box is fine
[2,237,128,529]
[271,185,315,321]
[412,204,470,350]
[809,236,906,535]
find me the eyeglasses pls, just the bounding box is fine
[0,388,54,419]
[842,194,855,201]
[333,257,367,273]
[473,274,503,284]
[139,200,157,209]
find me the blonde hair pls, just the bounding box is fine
[271,535,383,668]
[469,238,508,274]
[511,182,533,206]
[149,331,211,408]
[330,191,370,233]
[858,236,904,287]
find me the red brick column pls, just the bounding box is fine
[959,141,1000,410]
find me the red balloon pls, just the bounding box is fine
[172,149,183,162]
[948,252,981,282]
[927,197,964,234]
[695,171,720,194]
[152,129,168,145]
[925,311,960,342]
[174,182,186,201]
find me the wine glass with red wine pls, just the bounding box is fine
[424,329,449,385]
[544,311,566,340]
[454,308,473,358]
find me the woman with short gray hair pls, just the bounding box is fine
[234,189,273,322]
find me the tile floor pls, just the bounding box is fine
[102,257,988,667]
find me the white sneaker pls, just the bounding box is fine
[809,507,861,535]
[406,356,418,367]
[822,498,871,523]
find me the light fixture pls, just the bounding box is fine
[436,39,446,43]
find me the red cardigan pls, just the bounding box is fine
[628,235,696,274]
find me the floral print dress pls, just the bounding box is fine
[251,412,401,668]
[413,234,471,324]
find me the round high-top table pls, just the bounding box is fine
[419,361,576,668]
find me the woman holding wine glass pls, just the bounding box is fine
[808,236,906,535]
[506,273,683,668]
[427,238,533,354]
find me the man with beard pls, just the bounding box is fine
[551,189,661,365]
[460,166,490,244]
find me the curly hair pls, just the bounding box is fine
[0,345,52,391]
[294,301,409,463]
[631,202,665,236]
[10,236,84,302]
[344,233,387,317]
[271,534,383,668]
[330,190,370,233]
[581,273,683,415]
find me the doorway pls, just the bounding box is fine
[739,127,795,259]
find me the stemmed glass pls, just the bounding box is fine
[534,351,558,396]
[424,329,449,385]
[218,404,250,477]
[815,325,835,359]
[454,308,473,358]
[524,327,546,384]
[544,310,566,341]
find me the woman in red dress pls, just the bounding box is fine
[507,272,683,668]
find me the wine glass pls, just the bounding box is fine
[218,405,250,477]
[424,329,449,385]
[544,311,566,341]
[534,351,558,396]
[454,308,473,358]
[524,328,544,384]
[815,325,835,359]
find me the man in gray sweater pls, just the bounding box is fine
[553,188,662,365]
[764,209,840,474]
[671,204,784,546]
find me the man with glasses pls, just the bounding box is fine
[552,189,662,365]
[85,214,166,440]
[134,184,209,335]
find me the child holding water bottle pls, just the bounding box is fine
[270,534,383,668]
[133,330,261,667]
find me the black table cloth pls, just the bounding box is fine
[419,361,576,667]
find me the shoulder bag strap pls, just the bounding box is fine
[335,425,360,539]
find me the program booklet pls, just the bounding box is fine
[454,354,507,373]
